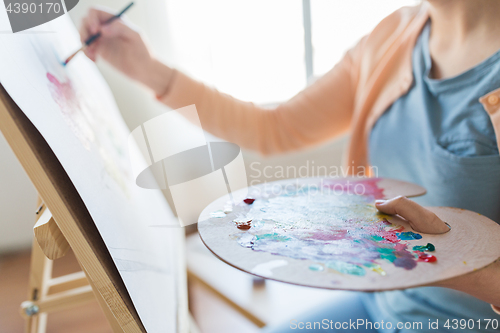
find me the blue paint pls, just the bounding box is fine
[210,210,226,218]
[309,264,324,272]
[326,261,366,276]
[397,231,422,240]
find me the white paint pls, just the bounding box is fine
[251,259,288,277]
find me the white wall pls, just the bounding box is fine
[0,133,38,253]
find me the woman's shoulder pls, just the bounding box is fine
[374,4,426,34]
[365,4,427,53]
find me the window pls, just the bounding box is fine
[310,0,419,77]
[166,0,419,104]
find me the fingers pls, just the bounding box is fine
[80,8,111,42]
[375,196,450,234]
[89,7,116,25]
[79,9,104,61]
[79,7,124,60]
[79,16,90,44]
[100,19,135,39]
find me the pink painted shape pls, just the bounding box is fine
[323,178,385,199]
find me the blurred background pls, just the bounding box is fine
[0,0,418,331]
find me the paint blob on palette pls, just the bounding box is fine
[198,177,500,290]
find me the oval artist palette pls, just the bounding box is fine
[197,177,500,291]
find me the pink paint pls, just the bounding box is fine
[394,243,407,251]
[47,72,79,111]
[44,72,131,194]
[310,230,348,241]
[323,178,385,199]
[378,226,405,243]
[46,72,92,150]
[380,233,401,243]
[47,73,96,151]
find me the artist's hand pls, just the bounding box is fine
[377,197,500,312]
[79,7,173,96]
[375,196,450,234]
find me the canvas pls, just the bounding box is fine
[0,12,183,333]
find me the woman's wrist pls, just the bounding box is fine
[138,58,176,98]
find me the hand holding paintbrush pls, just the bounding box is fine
[77,4,176,98]
[65,2,134,65]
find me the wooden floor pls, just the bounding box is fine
[0,249,259,333]
[0,249,112,333]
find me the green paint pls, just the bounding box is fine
[326,261,365,276]
[380,253,397,262]
[412,243,435,252]
[369,235,385,242]
[309,264,324,272]
[256,233,291,242]
[397,231,423,240]
[377,247,394,255]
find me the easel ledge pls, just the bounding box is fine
[19,199,123,333]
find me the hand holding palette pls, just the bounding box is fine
[198,178,500,291]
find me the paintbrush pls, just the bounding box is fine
[63,2,134,66]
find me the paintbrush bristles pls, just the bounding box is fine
[63,2,135,66]
[63,46,84,66]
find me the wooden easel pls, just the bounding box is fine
[0,84,192,333]
[19,198,123,333]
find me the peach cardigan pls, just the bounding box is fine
[160,4,500,174]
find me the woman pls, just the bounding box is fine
[80,0,500,331]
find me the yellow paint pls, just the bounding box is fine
[366,264,387,276]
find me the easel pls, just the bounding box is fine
[0,84,192,333]
[19,198,122,333]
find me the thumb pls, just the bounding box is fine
[375,196,450,234]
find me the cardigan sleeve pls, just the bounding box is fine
[158,39,364,155]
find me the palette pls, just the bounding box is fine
[198,177,500,291]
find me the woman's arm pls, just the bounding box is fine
[376,196,500,312]
[80,8,361,155]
